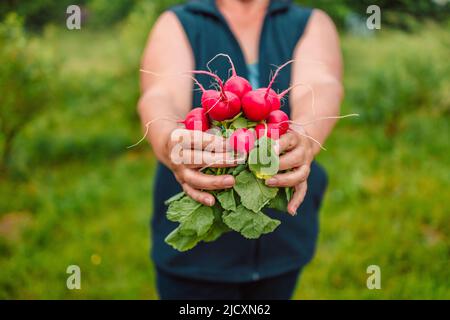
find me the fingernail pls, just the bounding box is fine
[266,178,277,186]
[205,197,214,206]
[223,176,234,186]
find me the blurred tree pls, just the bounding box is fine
[0,14,52,172]
[0,0,87,30]
[1,0,448,30]
[296,0,449,29]
[86,0,138,28]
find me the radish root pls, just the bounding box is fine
[289,128,327,151]
[127,117,180,149]
[265,59,295,98]
[289,113,360,127]
[207,53,236,77]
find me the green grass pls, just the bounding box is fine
[0,16,449,299]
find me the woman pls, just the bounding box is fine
[138,0,343,299]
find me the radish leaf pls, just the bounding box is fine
[178,205,215,237]
[223,205,280,239]
[248,136,279,179]
[217,189,237,211]
[165,226,202,251]
[203,205,231,242]
[167,196,201,222]
[164,191,185,206]
[234,170,278,213]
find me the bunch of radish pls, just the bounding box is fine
[136,55,358,251]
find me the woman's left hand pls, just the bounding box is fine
[265,129,314,216]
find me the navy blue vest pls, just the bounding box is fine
[151,0,328,282]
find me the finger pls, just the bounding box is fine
[278,147,305,171]
[278,131,299,153]
[179,150,239,168]
[171,129,230,152]
[182,183,215,206]
[183,169,235,190]
[287,182,308,215]
[265,165,310,187]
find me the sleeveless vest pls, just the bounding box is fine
[151,0,328,282]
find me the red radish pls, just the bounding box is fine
[247,81,310,116]
[267,110,289,135]
[255,123,281,139]
[229,128,256,154]
[189,70,241,121]
[179,107,210,131]
[201,90,240,121]
[127,108,210,149]
[214,54,252,99]
[241,60,294,120]
[224,76,252,100]
[241,90,273,121]
[265,88,281,111]
[262,60,294,111]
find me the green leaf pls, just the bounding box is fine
[203,205,231,242]
[166,196,201,222]
[165,227,202,252]
[223,128,234,138]
[230,164,247,176]
[268,187,294,212]
[216,189,236,211]
[164,192,185,206]
[268,188,288,212]
[285,187,293,202]
[212,120,222,127]
[234,170,278,213]
[230,116,247,129]
[203,168,216,175]
[248,136,279,179]
[223,205,280,239]
[165,205,218,251]
[178,205,215,237]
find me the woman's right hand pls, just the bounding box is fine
[164,128,238,206]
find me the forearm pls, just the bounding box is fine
[137,89,180,168]
[290,77,344,155]
[287,9,343,155]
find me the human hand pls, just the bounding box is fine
[165,129,238,206]
[265,129,314,215]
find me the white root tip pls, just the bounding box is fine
[127,117,179,149]
[139,69,165,77]
[289,113,360,127]
[206,53,236,76]
[292,129,327,151]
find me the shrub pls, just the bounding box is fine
[344,25,449,136]
[0,0,85,30]
[0,14,53,171]
[296,0,449,29]
[86,0,137,28]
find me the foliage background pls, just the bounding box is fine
[0,0,449,299]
